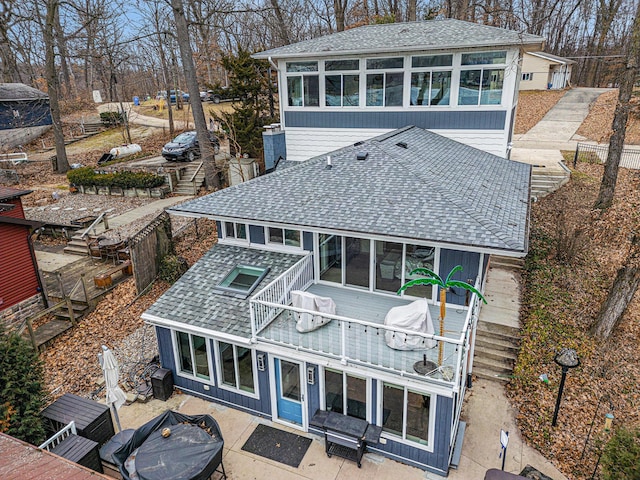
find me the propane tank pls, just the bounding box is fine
[109,144,142,159]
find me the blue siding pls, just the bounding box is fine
[370,395,453,475]
[439,249,481,306]
[262,130,287,171]
[249,224,265,244]
[303,231,313,252]
[285,110,506,130]
[155,326,271,417]
[215,221,222,237]
[306,363,321,419]
[0,101,52,130]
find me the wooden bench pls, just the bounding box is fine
[94,260,132,288]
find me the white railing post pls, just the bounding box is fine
[340,320,347,365]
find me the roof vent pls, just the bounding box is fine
[396,142,408,149]
[326,155,332,169]
[356,151,368,161]
[354,141,364,146]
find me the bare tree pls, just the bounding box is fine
[171,0,219,189]
[593,0,640,209]
[38,0,70,173]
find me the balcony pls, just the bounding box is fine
[250,255,482,390]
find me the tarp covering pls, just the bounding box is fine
[112,410,224,480]
[291,290,336,332]
[384,298,436,350]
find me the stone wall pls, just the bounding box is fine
[0,294,44,333]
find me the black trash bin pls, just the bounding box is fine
[151,368,173,401]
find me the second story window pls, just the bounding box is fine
[458,51,506,106]
[325,59,360,107]
[286,61,319,107]
[268,227,301,247]
[410,55,452,106]
[366,57,404,107]
[224,222,247,241]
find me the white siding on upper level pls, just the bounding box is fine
[283,127,509,161]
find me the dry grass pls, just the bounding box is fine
[514,90,567,134]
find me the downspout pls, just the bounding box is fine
[267,56,279,72]
[28,227,48,308]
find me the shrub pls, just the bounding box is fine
[159,254,189,284]
[0,326,46,445]
[67,168,165,189]
[601,428,640,480]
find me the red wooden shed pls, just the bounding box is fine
[0,186,43,314]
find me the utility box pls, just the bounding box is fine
[151,368,174,401]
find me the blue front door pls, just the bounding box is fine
[274,358,303,426]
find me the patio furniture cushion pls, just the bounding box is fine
[291,290,336,332]
[384,298,436,350]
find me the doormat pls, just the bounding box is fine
[241,423,312,468]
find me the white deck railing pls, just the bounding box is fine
[250,254,314,340]
[39,421,76,451]
[250,262,483,389]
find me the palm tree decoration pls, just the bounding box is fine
[398,265,487,365]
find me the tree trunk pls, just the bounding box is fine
[590,265,640,340]
[334,0,347,31]
[407,0,416,21]
[270,0,291,45]
[171,0,219,190]
[593,1,640,210]
[42,0,69,174]
[591,235,640,340]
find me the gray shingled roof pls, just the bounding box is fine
[143,244,304,337]
[0,83,48,101]
[253,19,544,59]
[528,51,576,64]
[170,126,531,253]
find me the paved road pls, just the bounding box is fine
[513,87,611,151]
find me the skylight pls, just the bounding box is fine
[216,265,270,298]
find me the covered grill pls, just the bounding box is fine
[112,411,226,480]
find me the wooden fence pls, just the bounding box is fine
[129,211,172,294]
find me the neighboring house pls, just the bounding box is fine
[0,83,52,150]
[519,52,575,90]
[142,126,531,476]
[0,187,44,332]
[253,19,544,161]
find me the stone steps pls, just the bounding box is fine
[531,164,570,199]
[490,255,524,270]
[174,164,205,195]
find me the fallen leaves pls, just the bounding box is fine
[514,90,567,134]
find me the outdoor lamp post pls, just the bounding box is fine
[551,348,580,427]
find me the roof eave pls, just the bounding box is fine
[253,40,544,60]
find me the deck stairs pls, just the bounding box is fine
[64,233,91,256]
[473,261,522,383]
[174,162,205,195]
[531,163,570,200]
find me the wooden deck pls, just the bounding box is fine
[30,256,134,349]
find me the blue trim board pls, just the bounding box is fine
[285,110,506,130]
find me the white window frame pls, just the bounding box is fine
[285,61,320,108]
[172,330,214,384]
[409,54,453,108]
[378,381,436,452]
[364,57,405,108]
[214,340,259,398]
[320,366,371,422]
[221,221,249,244]
[324,59,361,108]
[266,226,303,250]
[458,51,507,107]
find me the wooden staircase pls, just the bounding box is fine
[174,162,205,195]
[64,233,91,256]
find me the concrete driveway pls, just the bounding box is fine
[513,87,611,151]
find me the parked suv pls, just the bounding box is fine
[207,86,239,104]
[161,131,220,162]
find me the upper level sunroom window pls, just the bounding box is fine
[410,55,452,106]
[458,51,506,106]
[287,61,319,107]
[366,57,404,107]
[325,59,360,107]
